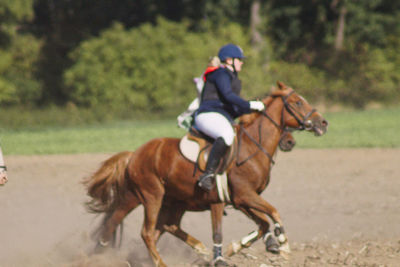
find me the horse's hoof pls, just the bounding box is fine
[93,240,111,254]
[194,244,211,256]
[265,235,280,254]
[190,257,209,266]
[279,242,291,254]
[212,257,231,267]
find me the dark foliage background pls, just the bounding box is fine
[1,0,399,123]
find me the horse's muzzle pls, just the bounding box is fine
[305,117,328,136]
[313,118,328,136]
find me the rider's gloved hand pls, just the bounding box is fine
[249,101,265,111]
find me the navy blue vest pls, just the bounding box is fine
[201,68,241,102]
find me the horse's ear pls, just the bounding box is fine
[277,81,286,90]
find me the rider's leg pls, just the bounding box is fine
[194,112,234,192]
[198,137,228,191]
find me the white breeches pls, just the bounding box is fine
[194,112,235,146]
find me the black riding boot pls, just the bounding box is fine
[198,137,229,192]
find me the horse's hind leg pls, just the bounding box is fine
[140,189,168,267]
[95,190,140,251]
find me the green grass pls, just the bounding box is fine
[1,107,399,155]
[0,120,186,155]
[293,107,400,148]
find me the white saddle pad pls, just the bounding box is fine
[179,135,231,203]
[179,135,202,163]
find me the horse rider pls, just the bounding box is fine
[194,43,265,192]
[0,146,8,185]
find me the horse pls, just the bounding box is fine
[87,127,296,266]
[145,129,297,266]
[84,81,328,267]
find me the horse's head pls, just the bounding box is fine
[268,81,328,136]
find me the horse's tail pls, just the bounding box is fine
[84,151,133,214]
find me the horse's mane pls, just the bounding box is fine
[239,82,294,127]
[239,95,274,126]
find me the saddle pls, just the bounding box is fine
[179,127,237,175]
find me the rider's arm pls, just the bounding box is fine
[214,71,251,113]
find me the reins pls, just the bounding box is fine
[236,123,275,166]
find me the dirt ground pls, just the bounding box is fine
[1,149,399,267]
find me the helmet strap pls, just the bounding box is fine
[224,58,237,74]
[231,58,237,74]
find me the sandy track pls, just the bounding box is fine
[1,149,399,266]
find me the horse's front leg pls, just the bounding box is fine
[226,207,279,256]
[210,203,231,266]
[233,193,291,254]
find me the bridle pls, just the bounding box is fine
[236,89,317,166]
[280,90,317,131]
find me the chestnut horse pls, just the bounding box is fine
[84,82,328,267]
[88,127,296,266]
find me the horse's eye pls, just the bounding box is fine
[295,101,303,107]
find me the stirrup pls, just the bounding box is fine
[198,173,214,192]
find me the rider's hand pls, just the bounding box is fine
[249,101,265,111]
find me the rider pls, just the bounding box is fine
[0,146,8,186]
[177,56,221,130]
[194,44,265,192]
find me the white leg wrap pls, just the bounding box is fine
[241,230,258,246]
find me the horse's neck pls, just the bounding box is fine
[241,100,284,160]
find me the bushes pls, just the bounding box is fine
[64,19,272,114]
[0,34,42,105]
[64,19,215,113]
[0,14,399,119]
[323,44,400,108]
[268,61,326,102]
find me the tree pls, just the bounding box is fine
[0,0,41,105]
